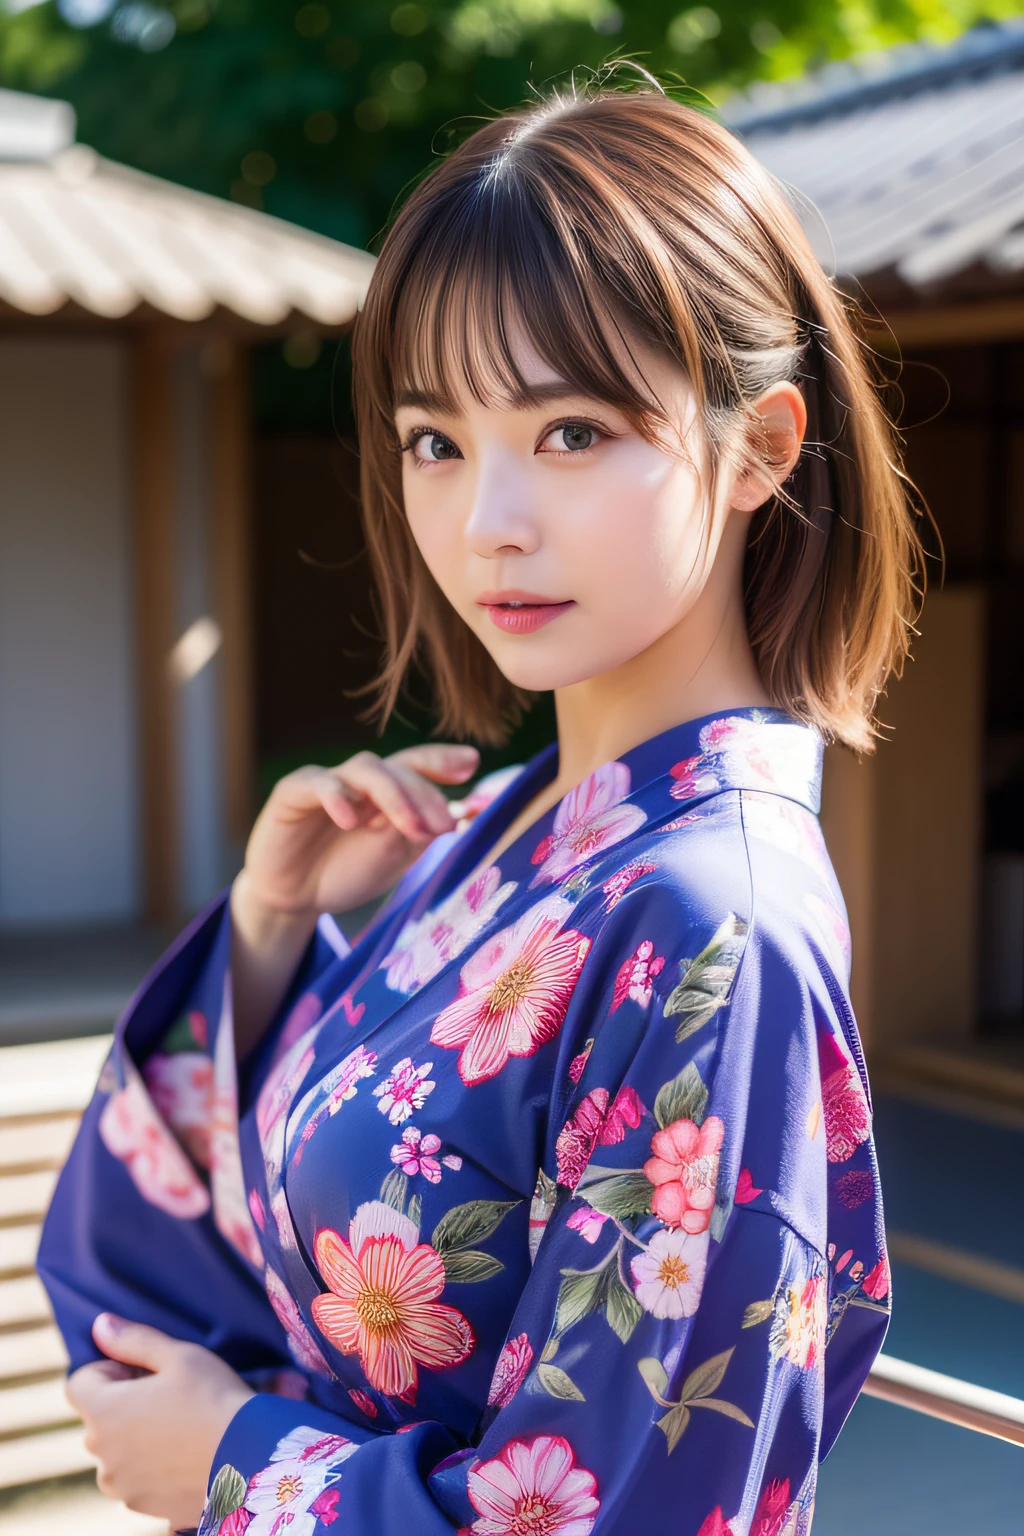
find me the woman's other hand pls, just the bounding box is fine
[241,744,479,920]
[66,1313,254,1530]
[230,744,479,1054]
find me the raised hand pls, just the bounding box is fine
[230,744,479,1053]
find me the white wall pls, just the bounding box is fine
[0,337,139,925]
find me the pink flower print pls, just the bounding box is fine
[818,1030,869,1163]
[431,898,590,1086]
[487,1333,534,1408]
[382,864,518,993]
[734,1167,762,1204]
[264,1266,334,1378]
[390,1126,461,1182]
[312,1487,341,1524]
[374,1058,436,1125]
[835,1168,873,1209]
[248,1188,266,1231]
[566,1205,610,1244]
[464,1434,599,1536]
[327,1044,378,1115]
[568,1039,593,1083]
[142,1051,214,1169]
[348,1387,378,1418]
[669,754,720,801]
[555,1086,643,1190]
[242,1452,347,1535]
[700,716,745,751]
[696,1509,732,1536]
[749,1478,792,1536]
[862,1253,890,1301]
[610,939,666,1011]
[275,991,323,1060]
[631,1228,709,1319]
[311,1201,475,1398]
[770,1275,827,1370]
[602,860,656,911]
[218,1509,252,1536]
[99,1070,210,1219]
[272,1427,354,1464]
[644,1116,724,1233]
[530,762,646,885]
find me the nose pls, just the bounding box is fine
[464,450,540,559]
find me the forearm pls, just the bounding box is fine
[229,872,320,1060]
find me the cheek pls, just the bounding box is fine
[571,450,708,614]
[402,473,463,595]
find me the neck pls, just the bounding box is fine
[552,564,769,793]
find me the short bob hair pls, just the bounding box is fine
[352,81,924,753]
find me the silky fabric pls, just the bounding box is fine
[38,707,889,1536]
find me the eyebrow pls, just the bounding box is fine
[394,381,593,413]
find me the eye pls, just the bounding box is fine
[404,428,462,465]
[539,421,602,454]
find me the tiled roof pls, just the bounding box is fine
[0,88,374,326]
[723,21,1024,297]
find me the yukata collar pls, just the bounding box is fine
[611,705,823,817]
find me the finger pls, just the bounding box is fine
[300,768,369,833]
[92,1313,175,1373]
[390,743,480,785]
[335,755,436,842]
[385,760,459,835]
[65,1359,127,1412]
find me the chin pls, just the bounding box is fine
[481,637,641,694]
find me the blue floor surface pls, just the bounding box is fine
[813,1094,1024,1533]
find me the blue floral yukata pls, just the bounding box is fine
[38,707,889,1536]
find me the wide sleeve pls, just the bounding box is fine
[194,873,888,1536]
[35,894,355,1378]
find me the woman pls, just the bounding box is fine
[39,81,918,1536]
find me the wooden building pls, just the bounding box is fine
[728,19,1024,1088]
[0,87,374,933]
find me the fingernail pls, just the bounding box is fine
[95,1312,123,1337]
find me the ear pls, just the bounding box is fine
[729,382,807,513]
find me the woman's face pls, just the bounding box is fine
[395,333,746,695]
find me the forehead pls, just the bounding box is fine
[390,270,675,423]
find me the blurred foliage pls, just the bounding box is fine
[0,0,1020,247]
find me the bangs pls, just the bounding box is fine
[383,165,672,432]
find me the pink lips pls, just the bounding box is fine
[477,591,576,634]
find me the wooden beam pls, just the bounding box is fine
[208,341,255,858]
[131,332,180,923]
[868,295,1024,353]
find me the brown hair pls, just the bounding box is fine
[352,80,924,752]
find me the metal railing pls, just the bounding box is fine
[864,1354,1024,1446]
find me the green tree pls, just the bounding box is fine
[0,0,1019,246]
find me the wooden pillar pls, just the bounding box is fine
[209,341,255,861]
[819,586,985,1056]
[131,331,180,924]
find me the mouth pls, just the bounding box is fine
[476,591,576,635]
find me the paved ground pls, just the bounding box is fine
[815,1093,1024,1533]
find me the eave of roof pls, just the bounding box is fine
[722,21,1024,303]
[0,135,375,329]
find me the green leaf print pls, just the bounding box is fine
[638,1357,670,1402]
[687,1396,755,1427]
[431,1198,520,1255]
[679,1347,734,1403]
[604,1270,643,1343]
[663,914,748,1042]
[441,1248,504,1284]
[379,1169,408,1215]
[575,1171,653,1221]
[208,1464,247,1519]
[555,1263,611,1335]
[653,1062,709,1130]
[657,1403,691,1453]
[406,1192,422,1230]
[742,1299,774,1328]
[537,1363,586,1401]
